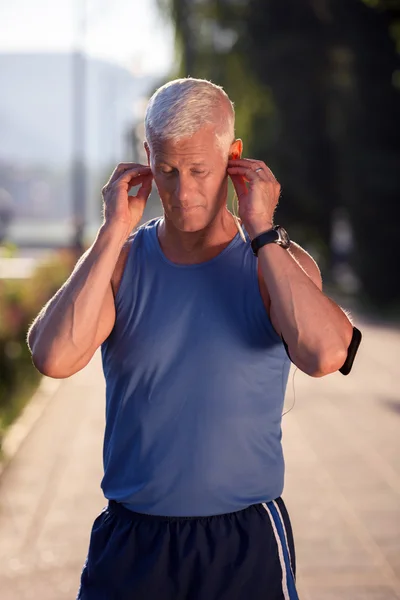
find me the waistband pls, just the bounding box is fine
[107,498,282,523]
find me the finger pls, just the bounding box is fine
[228,165,277,187]
[110,164,151,185]
[116,162,145,168]
[229,173,247,199]
[228,158,259,165]
[252,168,269,183]
[135,178,153,203]
[107,163,133,185]
[229,159,276,181]
[116,168,152,186]
[103,172,152,198]
[228,158,263,171]
[260,164,277,181]
[227,165,261,183]
[127,174,153,194]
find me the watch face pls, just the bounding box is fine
[276,226,291,248]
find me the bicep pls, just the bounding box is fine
[75,236,132,369]
[78,235,133,363]
[68,234,136,373]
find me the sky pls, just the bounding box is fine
[0,0,175,75]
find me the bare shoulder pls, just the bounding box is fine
[288,241,322,290]
[110,231,137,299]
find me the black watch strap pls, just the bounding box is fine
[251,228,279,256]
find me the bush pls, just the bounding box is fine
[0,249,77,444]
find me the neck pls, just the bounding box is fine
[157,208,240,265]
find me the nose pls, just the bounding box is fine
[175,172,194,207]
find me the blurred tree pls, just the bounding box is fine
[245,0,337,261]
[334,0,400,309]
[157,0,274,150]
[158,0,400,309]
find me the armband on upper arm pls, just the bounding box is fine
[339,326,362,375]
[281,326,362,375]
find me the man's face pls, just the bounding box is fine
[146,125,240,232]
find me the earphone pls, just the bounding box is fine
[282,368,298,417]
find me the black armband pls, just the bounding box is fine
[339,326,362,375]
[281,326,362,376]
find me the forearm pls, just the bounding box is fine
[28,223,126,368]
[258,243,353,376]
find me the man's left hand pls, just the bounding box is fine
[227,158,281,239]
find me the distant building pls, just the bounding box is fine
[0,52,158,247]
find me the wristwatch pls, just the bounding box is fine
[251,225,291,256]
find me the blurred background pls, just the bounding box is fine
[0,1,399,599]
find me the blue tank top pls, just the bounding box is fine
[100,217,291,517]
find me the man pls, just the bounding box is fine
[27,78,357,600]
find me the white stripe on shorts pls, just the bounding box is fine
[262,502,290,600]
[272,499,295,579]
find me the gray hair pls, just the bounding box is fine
[144,77,235,154]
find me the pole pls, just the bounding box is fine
[71,0,87,256]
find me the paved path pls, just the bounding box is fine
[0,319,399,599]
[283,320,400,599]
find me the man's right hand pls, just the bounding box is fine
[101,163,153,240]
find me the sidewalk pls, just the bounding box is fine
[283,321,400,599]
[0,355,105,600]
[0,320,399,599]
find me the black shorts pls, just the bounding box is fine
[77,497,299,600]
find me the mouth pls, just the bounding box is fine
[173,206,201,212]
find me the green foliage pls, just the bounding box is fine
[0,242,18,258]
[0,249,76,442]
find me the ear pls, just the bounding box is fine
[144,141,151,165]
[229,138,243,160]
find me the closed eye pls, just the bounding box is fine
[158,167,208,176]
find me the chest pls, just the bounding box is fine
[113,240,272,317]
[109,260,277,372]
